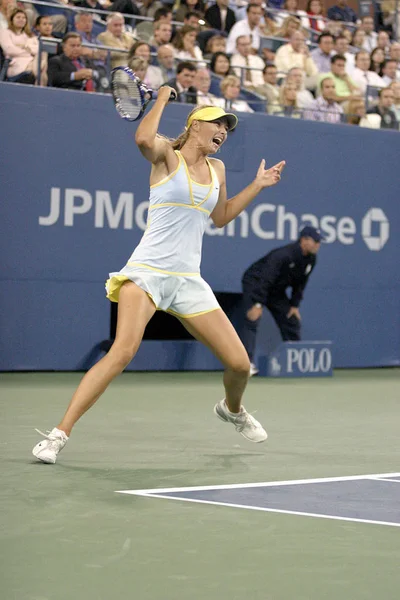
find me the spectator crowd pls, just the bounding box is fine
[0,0,399,130]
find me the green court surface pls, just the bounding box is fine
[1,369,400,600]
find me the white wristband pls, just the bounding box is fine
[254,303,262,308]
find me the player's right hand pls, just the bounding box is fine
[158,85,177,103]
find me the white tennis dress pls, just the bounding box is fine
[106,150,221,318]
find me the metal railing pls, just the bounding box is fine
[19,0,183,26]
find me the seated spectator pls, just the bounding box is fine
[324,19,345,38]
[351,28,366,52]
[319,54,360,103]
[204,34,226,59]
[129,41,151,63]
[286,66,314,108]
[310,32,335,74]
[48,32,95,91]
[165,59,197,103]
[128,41,163,88]
[205,0,236,35]
[97,13,133,69]
[220,73,254,112]
[195,67,225,106]
[157,43,176,81]
[255,63,280,110]
[34,15,53,38]
[352,50,385,95]
[346,96,381,127]
[275,31,318,88]
[390,80,400,120]
[269,80,302,117]
[275,15,302,40]
[0,8,46,84]
[148,20,172,48]
[210,50,232,76]
[346,96,366,124]
[390,42,400,76]
[376,30,390,55]
[127,55,147,80]
[333,34,355,74]
[303,0,326,33]
[0,0,16,31]
[231,34,265,88]
[128,54,163,89]
[327,0,357,24]
[183,10,204,30]
[378,3,397,41]
[153,6,173,24]
[370,47,385,74]
[226,3,263,54]
[174,0,205,23]
[361,15,378,53]
[367,86,398,129]
[77,0,140,24]
[74,12,106,64]
[274,0,307,29]
[140,0,164,20]
[172,24,205,66]
[381,59,398,85]
[304,77,343,123]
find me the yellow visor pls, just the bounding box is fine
[186,107,238,132]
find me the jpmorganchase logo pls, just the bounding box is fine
[38,189,390,251]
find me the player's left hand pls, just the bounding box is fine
[255,159,286,189]
[287,307,301,320]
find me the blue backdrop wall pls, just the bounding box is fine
[1,83,399,370]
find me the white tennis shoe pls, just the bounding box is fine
[32,428,69,464]
[214,400,268,443]
[249,362,259,377]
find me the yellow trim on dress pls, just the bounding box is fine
[105,275,130,303]
[149,202,210,215]
[166,306,221,319]
[127,262,201,277]
[149,151,181,189]
[178,151,214,207]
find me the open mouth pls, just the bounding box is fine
[212,135,224,147]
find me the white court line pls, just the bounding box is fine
[368,477,400,483]
[116,493,400,528]
[115,472,400,495]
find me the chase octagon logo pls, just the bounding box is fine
[362,208,390,251]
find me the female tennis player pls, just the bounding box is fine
[32,89,285,463]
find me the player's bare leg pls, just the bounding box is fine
[179,310,267,442]
[32,283,156,462]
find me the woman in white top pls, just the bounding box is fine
[32,99,285,463]
[220,74,254,113]
[172,24,205,67]
[0,7,47,83]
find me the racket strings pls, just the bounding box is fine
[112,71,143,120]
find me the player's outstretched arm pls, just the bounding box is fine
[135,86,176,164]
[210,159,286,228]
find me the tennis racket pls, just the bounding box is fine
[111,66,177,122]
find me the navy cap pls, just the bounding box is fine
[299,226,324,242]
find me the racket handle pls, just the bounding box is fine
[152,87,177,102]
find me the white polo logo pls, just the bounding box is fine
[361,208,389,251]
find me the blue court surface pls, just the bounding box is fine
[117,472,400,528]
